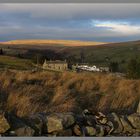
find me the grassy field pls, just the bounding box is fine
[0,40,139,118]
[0,70,139,117]
[0,55,34,70]
[0,39,140,72]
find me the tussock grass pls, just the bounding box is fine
[0,70,140,117]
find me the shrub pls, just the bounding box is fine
[127,58,140,79]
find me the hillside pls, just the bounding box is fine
[0,39,140,72]
[0,39,106,46]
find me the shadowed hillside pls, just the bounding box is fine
[0,70,140,117]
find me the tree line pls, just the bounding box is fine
[107,58,140,79]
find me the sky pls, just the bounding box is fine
[0,4,140,42]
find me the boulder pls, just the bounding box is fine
[120,115,135,134]
[75,114,96,126]
[56,129,73,136]
[62,112,75,128]
[23,113,47,135]
[6,114,35,136]
[47,112,75,133]
[85,115,97,126]
[95,112,108,125]
[84,126,96,136]
[107,112,123,134]
[12,125,35,136]
[75,115,86,126]
[95,125,104,136]
[47,115,63,133]
[73,124,83,136]
[0,114,10,134]
[6,131,16,136]
[106,121,114,135]
[127,113,140,129]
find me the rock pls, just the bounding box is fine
[137,101,140,114]
[6,114,35,136]
[101,124,113,136]
[85,115,97,126]
[62,112,75,128]
[95,125,104,136]
[106,121,114,134]
[47,115,63,133]
[76,113,96,126]
[13,125,35,136]
[23,113,47,135]
[0,114,10,134]
[84,126,96,136]
[107,112,123,134]
[56,129,73,136]
[127,113,140,129]
[73,124,83,136]
[120,115,135,134]
[47,112,75,133]
[47,121,62,134]
[7,131,16,136]
[3,110,140,136]
[75,115,86,126]
[132,132,140,136]
[95,112,108,125]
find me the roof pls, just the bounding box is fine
[44,60,67,64]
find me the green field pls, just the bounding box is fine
[0,55,35,70]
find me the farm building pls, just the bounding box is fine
[72,64,109,73]
[43,60,68,71]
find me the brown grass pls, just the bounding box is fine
[0,39,106,46]
[0,70,140,117]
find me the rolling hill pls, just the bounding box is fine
[0,39,140,72]
[0,39,106,46]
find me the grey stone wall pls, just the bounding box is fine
[1,110,140,137]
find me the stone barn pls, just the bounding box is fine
[43,60,68,71]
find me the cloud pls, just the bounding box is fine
[0,4,140,42]
[0,22,139,42]
[0,4,140,20]
[93,21,140,36]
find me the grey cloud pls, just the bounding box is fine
[0,24,139,42]
[0,4,140,42]
[0,4,140,20]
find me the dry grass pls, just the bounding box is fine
[1,39,106,46]
[0,70,140,117]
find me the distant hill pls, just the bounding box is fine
[0,39,107,46]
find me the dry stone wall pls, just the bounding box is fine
[1,110,140,137]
